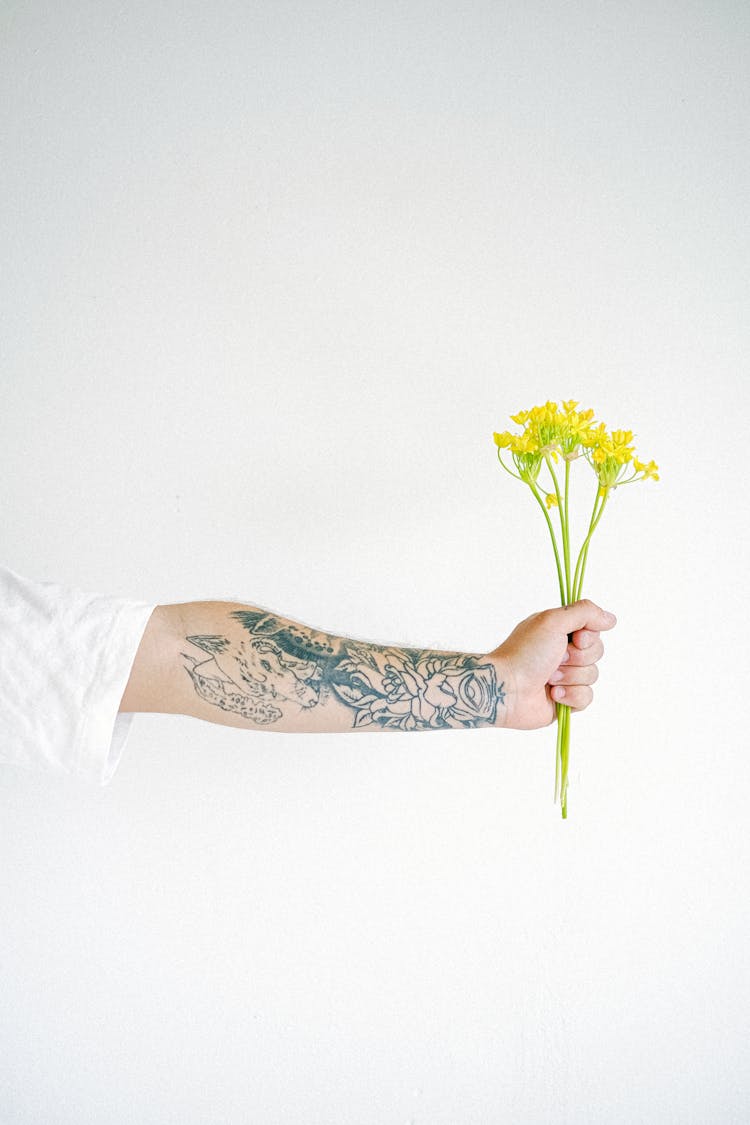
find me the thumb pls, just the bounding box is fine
[553,599,617,634]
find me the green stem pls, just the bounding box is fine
[572,489,610,602]
[528,480,566,606]
[561,705,569,818]
[572,488,602,602]
[563,458,572,603]
[544,453,569,592]
[496,447,524,482]
[541,453,572,817]
[558,485,611,818]
[562,705,570,805]
[555,702,570,817]
[577,533,602,604]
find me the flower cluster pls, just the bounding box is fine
[493,400,658,499]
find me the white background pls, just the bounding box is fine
[2,2,749,1122]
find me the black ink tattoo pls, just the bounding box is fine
[181,610,505,731]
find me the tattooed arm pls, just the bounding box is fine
[118,601,507,732]
[118,599,616,732]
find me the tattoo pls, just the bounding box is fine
[180,609,505,731]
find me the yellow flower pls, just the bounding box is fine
[563,410,596,448]
[493,431,514,448]
[530,402,559,427]
[633,458,660,481]
[514,432,540,454]
[545,493,558,509]
[581,422,608,448]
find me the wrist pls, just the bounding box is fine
[478,653,513,729]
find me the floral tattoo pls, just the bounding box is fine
[180,609,505,731]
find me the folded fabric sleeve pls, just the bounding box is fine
[0,564,157,785]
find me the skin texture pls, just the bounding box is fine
[119,598,615,734]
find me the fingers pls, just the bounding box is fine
[543,601,615,713]
[553,599,617,634]
[549,661,599,687]
[565,635,604,665]
[549,683,593,710]
[549,628,603,712]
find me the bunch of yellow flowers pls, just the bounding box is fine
[492,400,659,817]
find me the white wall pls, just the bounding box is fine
[1,2,749,1121]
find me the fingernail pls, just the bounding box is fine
[549,669,564,683]
[561,650,571,662]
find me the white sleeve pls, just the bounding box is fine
[0,564,158,786]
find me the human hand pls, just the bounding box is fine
[486,599,617,730]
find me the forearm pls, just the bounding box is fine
[121,600,509,733]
